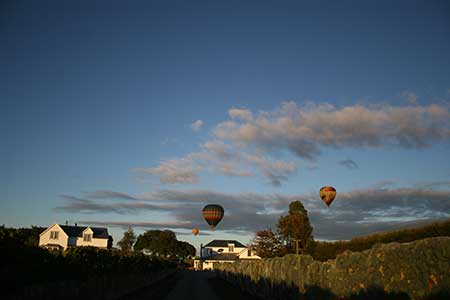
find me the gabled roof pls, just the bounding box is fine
[204,253,238,261]
[204,240,246,248]
[58,225,109,239]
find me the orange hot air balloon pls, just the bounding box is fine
[320,186,337,207]
[192,227,199,236]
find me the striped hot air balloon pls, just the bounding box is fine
[320,186,337,207]
[202,204,224,230]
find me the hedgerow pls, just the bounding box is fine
[0,230,175,295]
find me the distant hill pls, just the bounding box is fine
[312,218,450,261]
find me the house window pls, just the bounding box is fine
[228,244,234,252]
[83,234,92,242]
[50,231,59,240]
[248,249,251,256]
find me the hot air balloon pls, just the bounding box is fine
[320,186,336,207]
[192,227,199,236]
[202,204,224,230]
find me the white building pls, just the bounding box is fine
[194,239,260,270]
[39,223,112,250]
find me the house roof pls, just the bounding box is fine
[204,240,246,248]
[59,225,110,239]
[204,253,238,261]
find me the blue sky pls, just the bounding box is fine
[2,0,450,248]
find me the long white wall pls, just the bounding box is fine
[208,246,246,254]
[76,237,108,248]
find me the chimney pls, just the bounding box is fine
[65,220,68,226]
[75,223,77,227]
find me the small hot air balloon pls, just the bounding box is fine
[320,186,336,207]
[192,227,199,236]
[202,204,224,230]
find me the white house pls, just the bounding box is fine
[39,223,112,250]
[194,240,260,270]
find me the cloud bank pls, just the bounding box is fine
[214,102,450,158]
[140,102,450,186]
[56,184,450,240]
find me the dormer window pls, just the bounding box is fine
[228,244,234,252]
[83,233,92,242]
[50,231,59,240]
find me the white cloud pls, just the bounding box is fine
[228,108,253,121]
[135,156,200,184]
[137,138,296,186]
[243,154,297,186]
[214,102,450,160]
[142,102,450,186]
[190,120,203,131]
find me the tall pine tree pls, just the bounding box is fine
[277,200,314,254]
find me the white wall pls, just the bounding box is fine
[208,246,246,254]
[237,248,260,259]
[75,227,108,248]
[194,260,202,270]
[75,237,108,248]
[39,224,69,250]
[202,244,260,260]
[203,260,235,270]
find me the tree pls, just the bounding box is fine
[117,227,136,253]
[134,230,178,256]
[176,241,196,259]
[288,200,307,215]
[277,200,314,254]
[134,230,195,259]
[0,225,45,247]
[250,229,287,258]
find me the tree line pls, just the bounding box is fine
[249,201,450,261]
[0,225,46,247]
[117,227,196,259]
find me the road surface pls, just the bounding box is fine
[120,270,260,300]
